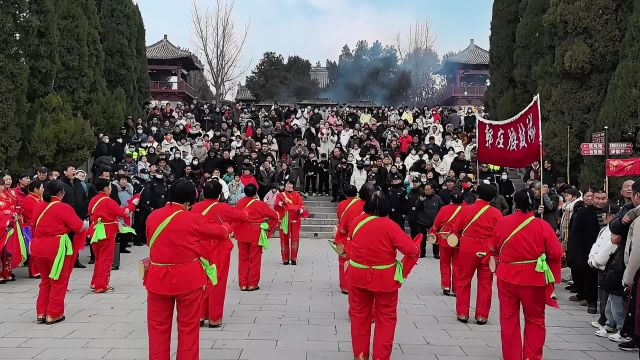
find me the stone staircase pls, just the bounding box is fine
[270,196,338,239]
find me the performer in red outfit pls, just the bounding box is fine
[192,180,249,327]
[88,178,131,293]
[235,184,279,290]
[0,171,17,282]
[449,184,502,324]
[274,179,308,265]
[492,190,562,360]
[346,191,420,360]
[429,191,464,296]
[21,180,45,278]
[30,180,87,324]
[144,179,230,360]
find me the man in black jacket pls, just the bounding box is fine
[387,174,406,228]
[406,177,424,240]
[568,189,608,314]
[61,164,88,268]
[416,183,444,258]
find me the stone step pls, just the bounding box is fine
[307,212,336,219]
[302,206,338,212]
[304,218,339,225]
[268,230,335,239]
[300,224,336,233]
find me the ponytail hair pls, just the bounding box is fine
[44,180,65,202]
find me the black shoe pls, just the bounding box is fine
[74,262,86,269]
[568,295,581,302]
[36,316,46,324]
[434,254,440,259]
[419,254,426,258]
[457,316,468,323]
[443,289,451,296]
[45,316,65,325]
[564,285,573,291]
[283,261,289,265]
[587,304,598,314]
[88,259,95,265]
[619,339,638,351]
[291,260,297,265]
[111,266,119,271]
[208,323,221,328]
[476,318,488,325]
[120,249,131,254]
[330,198,337,203]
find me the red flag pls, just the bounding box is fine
[477,95,542,168]
[606,158,640,177]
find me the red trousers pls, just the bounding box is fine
[338,255,349,292]
[202,249,231,323]
[439,246,458,290]
[279,221,301,262]
[349,286,398,360]
[0,250,12,280]
[91,236,115,291]
[28,256,40,277]
[237,242,262,288]
[33,253,77,318]
[147,288,204,360]
[455,251,493,319]
[497,279,546,360]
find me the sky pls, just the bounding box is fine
[137,0,492,80]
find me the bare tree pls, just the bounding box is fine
[396,19,442,106]
[192,0,249,102]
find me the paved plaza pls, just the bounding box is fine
[0,234,636,359]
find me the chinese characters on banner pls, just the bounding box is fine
[606,158,640,177]
[476,95,542,168]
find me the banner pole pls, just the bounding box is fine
[538,95,544,218]
[567,125,570,185]
[604,126,609,193]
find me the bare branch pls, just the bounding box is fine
[192,0,249,102]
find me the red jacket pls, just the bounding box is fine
[346,213,419,292]
[88,193,127,240]
[274,191,308,224]
[30,197,86,257]
[22,193,42,227]
[234,197,279,244]
[494,211,563,287]
[399,135,413,153]
[240,174,259,189]
[191,199,248,253]
[450,199,502,254]
[431,204,462,248]
[335,197,364,246]
[145,203,230,295]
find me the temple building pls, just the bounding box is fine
[436,39,490,107]
[146,35,202,104]
[310,63,329,88]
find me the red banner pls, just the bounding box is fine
[606,158,640,177]
[477,95,542,168]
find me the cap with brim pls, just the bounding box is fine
[412,177,421,183]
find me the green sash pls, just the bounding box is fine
[340,198,359,219]
[349,259,406,284]
[201,201,219,216]
[280,211,289,235]
[50,234,72,280]
[500,216,554,284]
[258,222,270,249]
[5,222,27,266]
[89,197,114,243]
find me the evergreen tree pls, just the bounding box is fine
[133,4,150,107]
[98,0,137,110]
[54,0,90,112]
[83,0,106,96]
[24,0,58,103]
[31,95,95,169]
[484,0,520,118]
[0,0,28,172]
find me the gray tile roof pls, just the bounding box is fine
[147,35,194,60]
[445,39,489,65]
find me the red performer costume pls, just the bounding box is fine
[0,186,17,282]
[334,192,365,293]
[88,189,129,293]
[346,208,420,360]
[430,197,463,295]
[493,203,562,360]
[235,192,279,290]
[192,194,248,327]
[23,191,42,277]
[449,184,502,323]
[30,191,86,324]
[274,181,308,264]
[145,197,230,360]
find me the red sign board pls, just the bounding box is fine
[581,143,605,156]
[609,142,633,149]
[581,142,633,156]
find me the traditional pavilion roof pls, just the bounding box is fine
[436,39,489,75]
[147,35,203,72]
[235,85,255,102]
[298,98,338,107]
[344,100,380,108]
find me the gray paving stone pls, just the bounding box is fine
[0,215,631,360]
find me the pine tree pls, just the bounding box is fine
[24,0,58,103]
[484,0,520,118]
[133,4,150,108]
[31,94,96,169]
[83,0,106,96]
[98,0,137,109]
[54,0,90,112]
[0,0,28,172]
